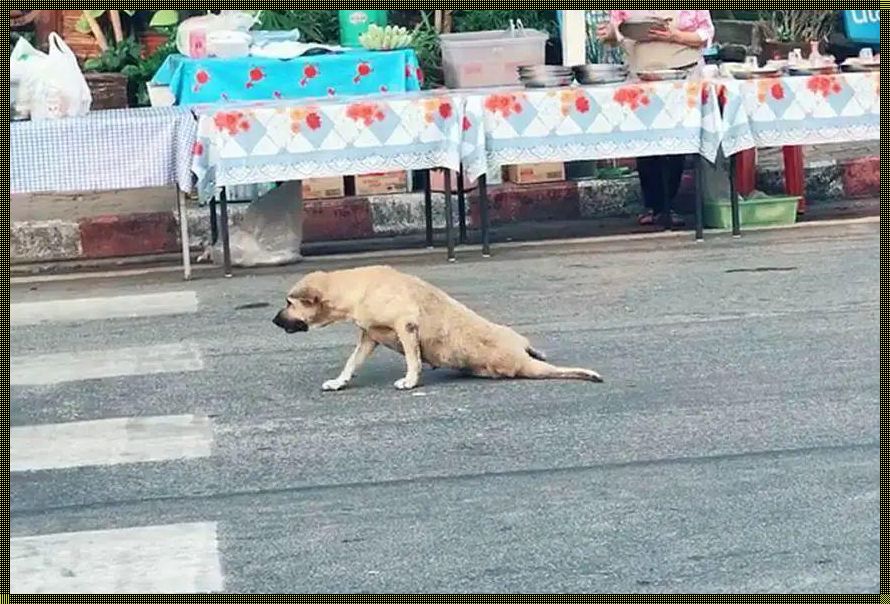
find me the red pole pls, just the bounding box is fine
[734,148,757,196]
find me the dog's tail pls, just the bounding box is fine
[520,359,604,383]
[526,346,548,362]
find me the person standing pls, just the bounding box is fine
[597,11,715,227]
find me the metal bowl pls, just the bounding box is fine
[731,67,783,80]
[618,20,667,43]
[521,75,575,89]
[637,69,689,82]
[518,65,573,77]
[787,64,839,76]
[841,60,880,73]
[573,64,628,85]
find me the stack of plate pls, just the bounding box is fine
[841,58,880,73]
[573,64,629,85]
[518,65,574,89]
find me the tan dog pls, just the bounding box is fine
[273,266,603,391]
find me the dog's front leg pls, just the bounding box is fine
[322,330,378,392]
[393,320,423,390]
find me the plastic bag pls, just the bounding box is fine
[177,11,259,56]
[209,182,305,268]
[10,36,48,119]
[29,33,93,120]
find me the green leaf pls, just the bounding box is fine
[84,10,106,18]
[75,16,93,34]
[149,10,180,28]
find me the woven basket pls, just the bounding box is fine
[85,72,129,110]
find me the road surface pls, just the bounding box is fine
[10,222,880,593]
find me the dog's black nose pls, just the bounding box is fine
[272,312,287,329]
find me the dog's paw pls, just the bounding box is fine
[393,377,420,391]
[322,379,348,392]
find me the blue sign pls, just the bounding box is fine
[843,10,880,44]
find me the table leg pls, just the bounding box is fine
[478,174,491,258]
[177,190,192,281]
[209,199,219,245]
[729,154,741,238]
[782,145,807,214]
[423,169,434,249]
[443,169,456,263]
[660,162,674,231]
[457,166,467,244]
[694,160,704,242]
[218,187,233,277]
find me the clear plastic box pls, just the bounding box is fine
[440,29,549,89]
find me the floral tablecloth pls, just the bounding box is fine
[719,71,881,156]
[154,49,423,106]
[460,79,723,181]
[191,92,463,200]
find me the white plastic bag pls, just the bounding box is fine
[209,182,305,268]
[10,36,48,119]
[29,33,93,120]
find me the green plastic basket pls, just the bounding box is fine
[703,196,801,230]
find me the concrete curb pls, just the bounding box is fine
[10,155,879,265]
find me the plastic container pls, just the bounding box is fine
[207,31,252,59]
[338,11,388,47]
[703,196,800,230]
[440,29,549,89]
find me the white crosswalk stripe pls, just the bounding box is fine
[11,291,199,327]
[11,343,204,386]
[11,523,224,594]
[11,288,226,592]
[11,415,214,473]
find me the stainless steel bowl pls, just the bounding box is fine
[637,69,689,82]
[521,75,575,89]
[573,64,628,85]
[518,65,573,77]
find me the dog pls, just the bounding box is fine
[273,266,603,391]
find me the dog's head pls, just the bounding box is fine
[273,272,333,334]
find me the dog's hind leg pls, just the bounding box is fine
[517,358,603,383]
[322,330,379,392]
[393,320,423,390]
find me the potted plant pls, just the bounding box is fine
[138,10,180,56]
[758,10,837,62]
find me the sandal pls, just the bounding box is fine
[638,210,657,226]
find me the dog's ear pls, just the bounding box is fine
[293,286,323,306]
[290,271,328,305]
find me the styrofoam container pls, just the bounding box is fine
[207,31,252,59]
[147,84,176,107]
[440,29,548,89]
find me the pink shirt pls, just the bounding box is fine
[609,10,715,46]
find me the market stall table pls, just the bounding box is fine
[190,90,467,274]
[11,106,199,279]
[461,78,724,254]
[718,70,880,235]
[154,49,423,106]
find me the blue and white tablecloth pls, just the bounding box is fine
[153,49,423,106]
[11,107,198,194]
[718,71,881,156]
[460,79,723,181]
[190,91,464,200]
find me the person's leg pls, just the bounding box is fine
[658,154,687,227]
[636,156,665,224]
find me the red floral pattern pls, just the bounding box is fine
[807,75,843,97]
[246,67,265,89]
[193,69,210,93]
[484,93,524,118]
[346,102,386,126]
[300,64,319,87]
[213,111,250,136]
[353,62,373,84]
[613,85,651,111]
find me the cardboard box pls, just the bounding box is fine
[506,162,566,185]
[354,171,409,196]
[302,177,345,200]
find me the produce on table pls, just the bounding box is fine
[359,24,414,51]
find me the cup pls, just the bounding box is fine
[744,56,759,69]
[788,49,804,65]
[860,47,875,62]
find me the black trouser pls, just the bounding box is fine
[636,154,686,215]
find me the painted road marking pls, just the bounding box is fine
[11,291,199,327]
[11,343,204,386]
[11,522,223,594]
[11,414,213,473]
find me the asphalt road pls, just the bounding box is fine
[10,222,879,594]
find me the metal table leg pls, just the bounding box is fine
[478,174,491,257]
[218,187,233,277]
[177,190,192,281]
[443,169,456,263]
[457,166,468,244]
[423,169,434,249]
[729,154,741,238]
[209,199,219,244]
[694,159,705,242]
